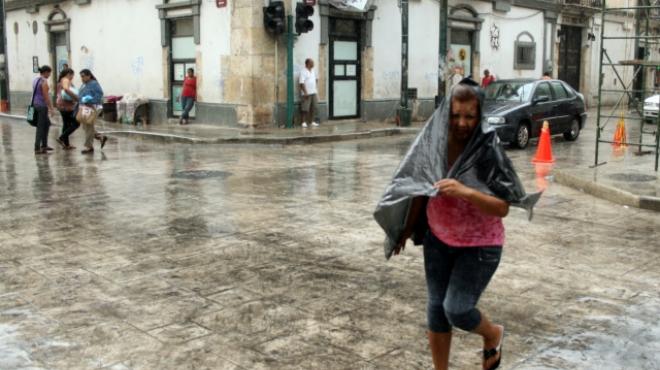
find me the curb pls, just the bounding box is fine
[1,113,419,145]
[554,170,660,212]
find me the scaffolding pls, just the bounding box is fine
[595,0,660,171]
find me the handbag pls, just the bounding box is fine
[76,104,98,125]
[26,78,41,127]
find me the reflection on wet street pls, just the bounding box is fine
[1,121,659,369]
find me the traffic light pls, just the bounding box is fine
[295,3,314,34]
[263,1,285,35]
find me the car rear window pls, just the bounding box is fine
[534,83,552,100]
[550,82,568,100]
[562,82,576,97]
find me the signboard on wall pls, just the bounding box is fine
[32,57,39,73]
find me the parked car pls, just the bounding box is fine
[482,79,588,148]
[643,94,659,123]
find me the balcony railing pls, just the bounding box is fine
[563,0,603,9]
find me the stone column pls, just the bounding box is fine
[223,0,278,127]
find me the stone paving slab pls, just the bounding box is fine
[1,114,660,369]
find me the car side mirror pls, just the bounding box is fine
[533,95,550,105]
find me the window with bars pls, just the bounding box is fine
[514,32,536,70]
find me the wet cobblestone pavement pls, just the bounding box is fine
[0,120,659,369]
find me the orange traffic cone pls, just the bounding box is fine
[532,121,555,163]
[612,114,627,147]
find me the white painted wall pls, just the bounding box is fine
[6,0,164,97]
[199,1,232,103]
[371,0,402,99]
[6,8,51,92]
[6,0,234,104]
[478,6,545,80]
[590,15,637,106]
[409,0,440,99]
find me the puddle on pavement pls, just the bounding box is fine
[172,170,232,180]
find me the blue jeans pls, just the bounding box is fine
[423,231,502,333]
[181,96,195,120]
[34,106,51,151]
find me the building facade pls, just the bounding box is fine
[2,0,657,127]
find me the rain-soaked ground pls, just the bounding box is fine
[0,120,659,370]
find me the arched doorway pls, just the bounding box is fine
[448,4,482,84]
[44,6,70,85]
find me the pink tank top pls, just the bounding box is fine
[426,195,504,247]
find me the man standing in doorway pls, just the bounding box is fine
[299,58,319,128]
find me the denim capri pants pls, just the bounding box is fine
[423,231,502,333]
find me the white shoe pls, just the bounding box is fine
[311,122,319,127]
[302,122,308,128]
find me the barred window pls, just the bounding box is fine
[514,32,536,70]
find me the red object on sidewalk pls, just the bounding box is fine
[532,121,555,163]
[0,100,8,113]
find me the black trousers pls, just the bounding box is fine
[59,110,79,146]
[34,106,51,151]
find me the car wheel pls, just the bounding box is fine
[563,118,580,141]
[514,122,530,149]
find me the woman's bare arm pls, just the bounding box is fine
[435,179,509,217]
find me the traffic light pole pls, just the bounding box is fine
[437,0,448,106]
[286,14,294,129]
[397,0,411,127]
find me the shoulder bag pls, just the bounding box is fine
[26,78,41,127]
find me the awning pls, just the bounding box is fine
[328,0,373,12]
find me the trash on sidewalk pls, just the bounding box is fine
[117,93,150,125]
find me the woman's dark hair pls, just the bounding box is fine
[58,68,74,83]
[80,69,97,81]
[187,68,195,74]
[38,65,52,74]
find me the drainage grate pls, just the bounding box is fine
[607,173,657,182]
[173,170,232,180]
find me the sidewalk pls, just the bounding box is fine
[546,110,660,212]
[1,111,422,145]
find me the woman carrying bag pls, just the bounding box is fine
[77,69,107,154]
[55,68,79,150]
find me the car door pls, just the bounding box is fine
[550,81,572,132]
[529,82,556,136]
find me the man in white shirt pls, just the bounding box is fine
[299,58,319,128]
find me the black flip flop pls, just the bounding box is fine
[483,326,504,370]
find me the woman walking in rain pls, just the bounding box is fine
[32,66,55,154]
[374,79,540,370]
[78,69,107,154]
[55,68,79,150]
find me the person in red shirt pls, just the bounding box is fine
[180,68,197,125]
[481,69,495,89]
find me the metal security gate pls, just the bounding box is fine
[558,25,582,91]
[329,18,360,119]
